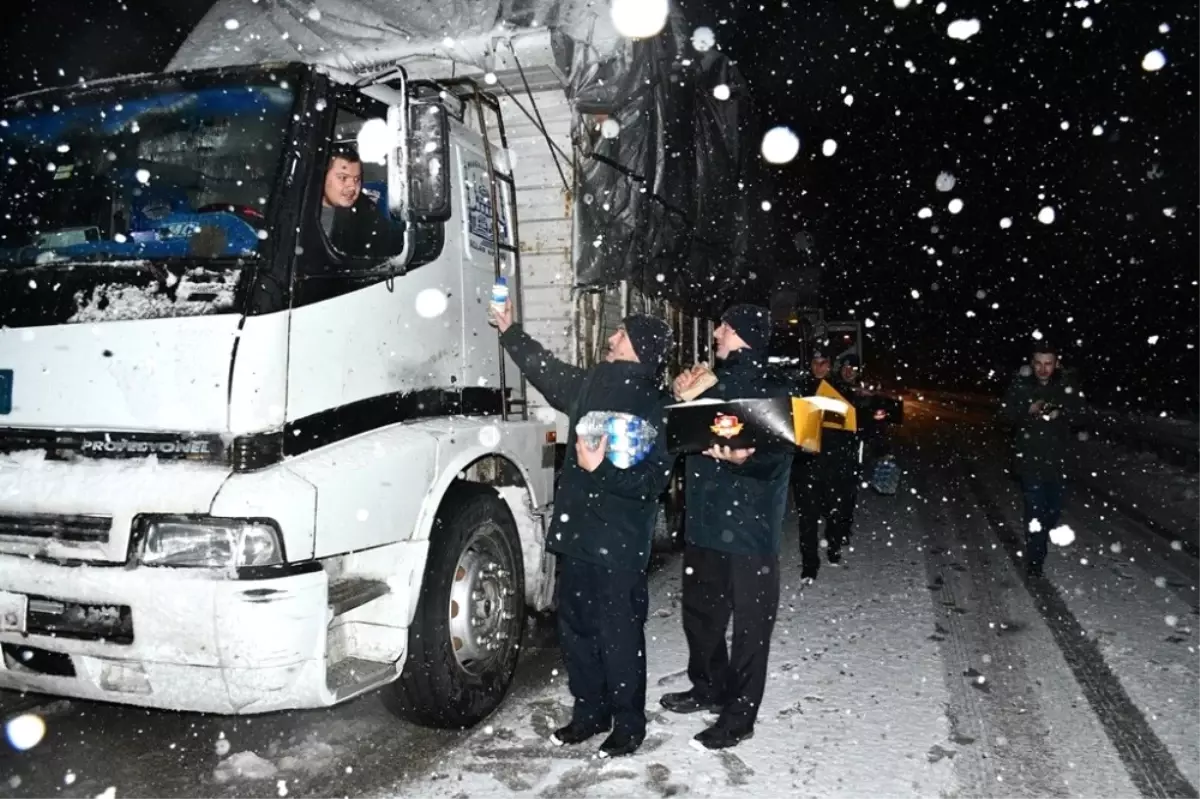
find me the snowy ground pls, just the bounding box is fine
[2,399,1196,798]
[371,511,961,799]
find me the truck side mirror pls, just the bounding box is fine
[387,99,450,223]
[405,101,450,222]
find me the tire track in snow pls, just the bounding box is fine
[960,456,1199,799]
[912,437,1072,797]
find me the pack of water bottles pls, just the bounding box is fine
[575,411,659,469]
[871,455,901,496]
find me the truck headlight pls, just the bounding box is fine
[139,517,283,569]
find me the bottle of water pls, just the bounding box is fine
[491,276,509,315]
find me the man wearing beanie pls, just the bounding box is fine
[662,303,793,750]
[490,300,674,758]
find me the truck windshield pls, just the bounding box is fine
[0,81,294,268]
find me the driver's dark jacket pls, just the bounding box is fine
[499,323,674,572]
[326,194,395,258]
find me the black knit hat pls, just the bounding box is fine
[623,315,674,366]
[721,303,771,353]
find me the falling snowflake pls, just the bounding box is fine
[1142,50,1167,72]
[948,198,964,214]
[713,84,731,101]
[1049,525,1075,546]
[1092,124,1104,136]
[822,139,838,156]
[5,714,46,751]
[911,289,921,299]
[947,19,981,41]
[691,26,716,52]
[935,171,956,192]
[1147,335,1160,345]
[761,127,801,164]
[1000,217,1013,229]
[415,288,449,318]
[600,119,621,139]
[224,19,240,30]
[761,200,772,211]
[917,207,933,219]
[1037,206,1056,224]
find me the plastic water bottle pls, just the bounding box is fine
[491,277,509,315]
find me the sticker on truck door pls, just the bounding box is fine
[461,155,511,260]
[0,369,11,415]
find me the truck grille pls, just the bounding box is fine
[0,513,112,543]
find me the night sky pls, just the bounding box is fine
[1,0,1196,414]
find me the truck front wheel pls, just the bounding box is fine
[386,484,526,729]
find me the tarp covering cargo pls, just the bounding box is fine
[168,0,769,317]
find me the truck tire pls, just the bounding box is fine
[386,483,526,729]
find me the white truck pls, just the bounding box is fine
[0,2,721,726]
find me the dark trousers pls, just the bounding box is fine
[1020,477,1064,568]
[681,545,780,730]
[556,556,649,736]
[792,455,859,574]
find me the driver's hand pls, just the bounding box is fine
[489,298,514,333]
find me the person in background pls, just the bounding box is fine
[792,350,869,581]
[490,299,674,758]
[1000,342,1082,577]
[661,304,793,750]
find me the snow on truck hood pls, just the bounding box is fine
[0,314,243,433]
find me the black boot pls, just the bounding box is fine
[598,729,645,758]
[660,690,723,715]
[692,723,755,751]
[826,546,842,565]
[550,718,610,746]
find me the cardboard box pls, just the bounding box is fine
[666,395,854,455]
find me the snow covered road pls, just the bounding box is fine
[2,401,1196,798]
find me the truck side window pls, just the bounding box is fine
[319,105,406,263]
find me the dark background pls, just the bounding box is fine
[2,0,1196,415]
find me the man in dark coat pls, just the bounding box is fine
[491,300,674,758]
[1000,342,1082,576]
[660,303,793,750]
[789,340,842,582]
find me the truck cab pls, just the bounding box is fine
[0,62,558,727]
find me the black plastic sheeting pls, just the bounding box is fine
[564,13,772,318]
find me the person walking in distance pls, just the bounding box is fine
[1000,342,1082,577]
[490,299,675,757]
[661,304,793,750]
[790,341,836,582]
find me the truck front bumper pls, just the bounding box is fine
[0,556,333,714]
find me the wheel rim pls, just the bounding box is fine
[447,523,521,676]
